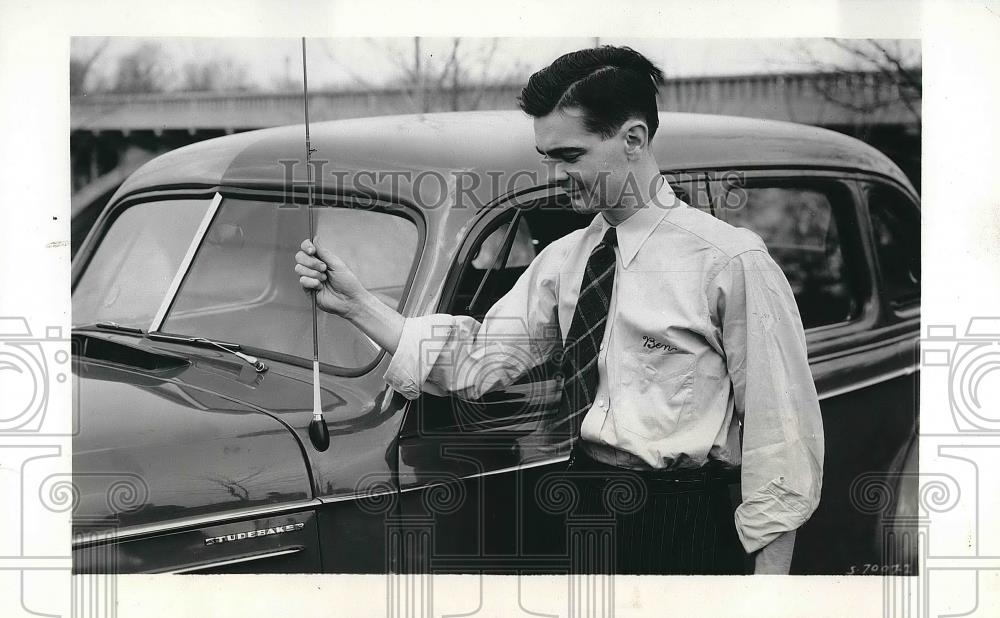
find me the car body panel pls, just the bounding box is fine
[72,332,314,532]
[109,112,914,205]
[74,507,322,574]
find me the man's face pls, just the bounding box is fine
[533,107,633,214]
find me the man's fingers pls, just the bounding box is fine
[299,275,322,289]
[295,264,327,280]
[300,238,315,254]
[295,250,327,272]
[314,246,344,270]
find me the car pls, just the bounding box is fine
[70,110,920,575]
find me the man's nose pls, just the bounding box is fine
[543,159,569,184]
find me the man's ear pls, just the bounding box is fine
[622,120,649,159]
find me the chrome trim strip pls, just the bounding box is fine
[164,547,303,574]
[319,490,395,504]
[149,192,223,332]
[318,456,568,504]
[475,455,568,479]
[72,498,321,547]
[818,365,919,401]
[810,331,917,364]
[397,456,568,495]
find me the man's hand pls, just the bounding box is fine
[294,238,406,355]
[295,238,370,318]
[752,529,796,574]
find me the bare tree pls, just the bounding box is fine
[70,38,110,95]
[340,37,523,113]
[792,38,922,191]
[797,38,921,124]
[178,56,253,92]
[110,42,172,94]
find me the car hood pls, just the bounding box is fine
[72,334,313,533]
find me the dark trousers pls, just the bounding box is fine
[565,446,750,575]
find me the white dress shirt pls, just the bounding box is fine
[384,181,825,565]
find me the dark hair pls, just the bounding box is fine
[518,45,665,140]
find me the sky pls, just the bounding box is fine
[72,36,921,92]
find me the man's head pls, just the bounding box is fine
[518,46,665,215]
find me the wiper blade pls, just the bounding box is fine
[147,332,268,373]
[91,322,145,335]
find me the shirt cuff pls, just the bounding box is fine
[383,314,455,400]
[734,475,813,554]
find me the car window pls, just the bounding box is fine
[72,198,211,329]
[720,183,863,329]
[405,197,590,452]
[161,199,419,369]
[470,216,536,270]
[452,197,591,321]
[866,183,920,311]
[662,173,711,214]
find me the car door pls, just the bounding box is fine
[392,178,713,573]
[392,188,598,573]
[711,170,919,574]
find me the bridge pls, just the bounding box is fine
[70,70,919,249]
[71,70,918,135]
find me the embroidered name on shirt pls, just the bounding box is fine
[641,335,678,352]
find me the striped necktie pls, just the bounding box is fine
[551,226,618,450]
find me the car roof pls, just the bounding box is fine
[114,110,915,206]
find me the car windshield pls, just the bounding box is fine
[160,198,419,368]
[74,196,420,369]
[72,198,211,329]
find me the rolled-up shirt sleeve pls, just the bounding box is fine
[709,248,825,556]
[384,240,565,401]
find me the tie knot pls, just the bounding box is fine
[601,227,618,249]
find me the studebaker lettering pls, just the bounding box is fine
[204,522,306,546]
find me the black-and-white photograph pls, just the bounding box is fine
[67,36,921,578]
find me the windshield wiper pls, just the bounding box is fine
[147,332,268,373]
[88,322,146,335]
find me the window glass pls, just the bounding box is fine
[470,216,536,270]
[662,174,710,213]
[451,200,591,321]
[72,199,210,329]
[162,200,418,368]
[867,184,920,309]
[409,200,590,453]
[722,185,861,329]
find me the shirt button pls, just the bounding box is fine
[596,399,606,408]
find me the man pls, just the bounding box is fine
[295,46,824,575]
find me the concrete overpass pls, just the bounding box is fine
[70,70,919,250]
[71,70,918,135]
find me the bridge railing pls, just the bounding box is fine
[70,70,919,134]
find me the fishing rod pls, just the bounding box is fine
[302,37,330,452]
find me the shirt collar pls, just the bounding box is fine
[598,178,678,269]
